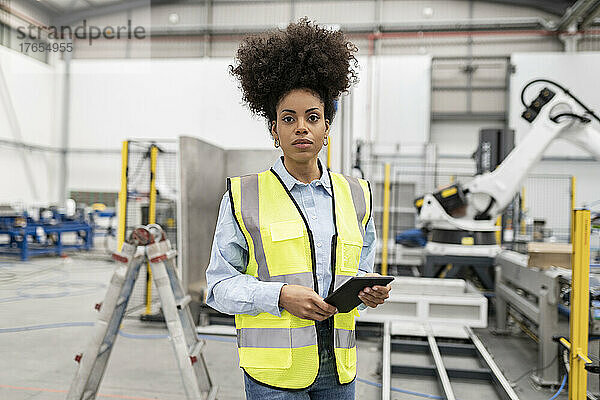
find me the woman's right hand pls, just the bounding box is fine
[278,285,337,321]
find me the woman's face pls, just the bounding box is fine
[271,88,330,164]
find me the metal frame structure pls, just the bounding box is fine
[376,322,520,400]
[431,56,512,126]
[30,0,590,24]
[116,139,179,318]
[357,276,510,399]
[495,250,563,385]
[0,208,94,261]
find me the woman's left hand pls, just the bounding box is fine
[358,272,391,308]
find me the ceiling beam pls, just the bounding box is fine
[53,0,173,26]
[557,0,598,30]
[19,0,60,19]
[580,0,600,28]
[484,0,575,16]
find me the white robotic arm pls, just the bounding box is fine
[560,123,600,160]
[418,81,600,234]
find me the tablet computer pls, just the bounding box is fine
[324,276,394,313]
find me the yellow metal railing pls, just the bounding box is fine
[568,208,591,400]
[117,141,129,252]
[570,176,576,243]
[381,163,391,276]
[144,145,159,315]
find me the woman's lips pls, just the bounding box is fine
[293,143,311,148]
[292,139,313,149]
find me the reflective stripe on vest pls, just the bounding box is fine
[228,168,371,389]
[343,175,369,238]
[237,325,317,348]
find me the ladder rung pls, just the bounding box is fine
[177,295,192,310]
[190,340,205,358]
[112,253,128,263]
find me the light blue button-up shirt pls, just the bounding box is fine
[205,157,377,317]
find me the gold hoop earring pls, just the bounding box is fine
[274,139,280,148]
[323,137,328,146]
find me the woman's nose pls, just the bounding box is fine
[296,119,308,134]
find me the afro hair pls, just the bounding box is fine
[229,18,359,131]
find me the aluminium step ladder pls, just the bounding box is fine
[67,224,217,400]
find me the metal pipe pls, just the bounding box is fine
[427,334,456,400]
[581,1,600,29]
[466,327,521,400]
[557,0,599,31]
[0,138,61,153]
[381,163,391,275]
[382,321,391,400]
[520,187,526,235]
[59,39,72,206]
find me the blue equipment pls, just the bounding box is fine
[395,228,427,248]
[0,207,94,261]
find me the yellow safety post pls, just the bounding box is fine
[570,176,576,243]
[495,216,502,245]
[149,145,158,225]
[381,163,391,276]
[569,209,591,400]
[520,187,526,235]
[117,141,129,252]
[145,145,159,315]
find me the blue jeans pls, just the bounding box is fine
[243,320,356,400]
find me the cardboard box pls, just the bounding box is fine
[527,242,572,269]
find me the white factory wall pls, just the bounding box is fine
[369,55,431,144]
[67,58,269,192]
[66,55,430,192]
[0,46,63,204]
[431,120,504,157]
[68,59,268,150]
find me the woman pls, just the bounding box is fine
[205,18,391,399]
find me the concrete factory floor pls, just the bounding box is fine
[1,255,593,399]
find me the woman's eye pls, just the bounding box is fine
[308,114,320,122]
[282,116,294,123]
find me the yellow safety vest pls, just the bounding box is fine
[227,167,372,390]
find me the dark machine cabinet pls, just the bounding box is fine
[473,128,515,175]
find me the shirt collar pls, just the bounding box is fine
[272,156,332,196]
